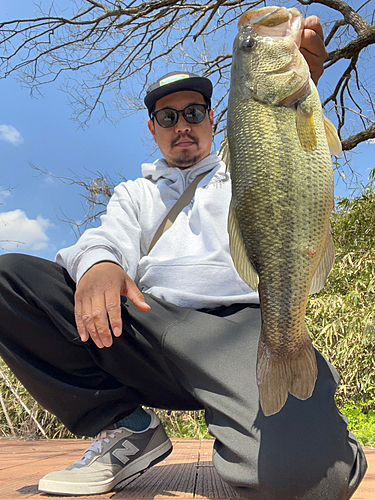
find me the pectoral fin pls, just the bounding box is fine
[309,225,335,295]
[228,203,259,291]
[296,104,317,152]
[323,116,342,157]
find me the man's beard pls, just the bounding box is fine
[170,134,201,168]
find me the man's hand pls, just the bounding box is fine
[74,261,150,348]
[300,16,327,85]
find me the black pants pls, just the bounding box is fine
[0,254,367,500]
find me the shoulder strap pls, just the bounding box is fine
[148,169,212,254]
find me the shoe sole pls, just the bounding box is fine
[38,439,173,495]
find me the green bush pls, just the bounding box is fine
[306,169,375,408]
[340,401,375,447]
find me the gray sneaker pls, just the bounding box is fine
[38,409,172,495]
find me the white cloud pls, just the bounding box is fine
[43,175,56,185]
[0,186,12,202]
[0,124,24,146]
[0,210,51,251]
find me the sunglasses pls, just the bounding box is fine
[152,104,209,128]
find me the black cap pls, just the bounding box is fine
[144,71,213,116]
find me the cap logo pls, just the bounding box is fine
[159,74,189,86]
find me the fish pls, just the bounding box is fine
[221,6,342,416]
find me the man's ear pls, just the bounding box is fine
[209,108,214,127]
[148,119,158,144]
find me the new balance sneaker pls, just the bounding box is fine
[38,409,172,495]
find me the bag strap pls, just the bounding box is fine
[148,169,212,254]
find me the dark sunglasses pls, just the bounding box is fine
[152,103,209,128]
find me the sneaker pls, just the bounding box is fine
[38,409,172,495]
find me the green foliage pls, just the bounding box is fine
[340,401,375,447]
[306,168,375,408]
[153,409,211,439]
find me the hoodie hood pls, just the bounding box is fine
[141,151,223,184]
[56,149,259,309]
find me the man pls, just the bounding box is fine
[0,16,367,500]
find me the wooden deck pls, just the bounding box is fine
[0,439,373,499]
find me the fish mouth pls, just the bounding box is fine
[239,6,290,28]
[238,6,302,47]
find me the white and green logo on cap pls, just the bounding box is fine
[159,74,189,87]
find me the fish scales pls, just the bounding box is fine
[225,6,339,416]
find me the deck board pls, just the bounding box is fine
[0,439,373,499]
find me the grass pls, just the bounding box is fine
[340,402,375,447]
[153,409,212,439]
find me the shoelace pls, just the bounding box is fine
[73,428,123,466]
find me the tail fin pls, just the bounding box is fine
[257,334,318,416]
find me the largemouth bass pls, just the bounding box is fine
[223,6,341,416]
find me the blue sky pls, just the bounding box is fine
[1,0,374,263]
[1,69,148,261]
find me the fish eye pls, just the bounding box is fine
[241,37,256,50]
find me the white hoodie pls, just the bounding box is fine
[55,151,259,309]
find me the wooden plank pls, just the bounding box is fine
[112,440,200,499]
[0,439,201,500]
[198,440,214,463]
[113,462,197,499]
[0,447,90,483]
[0,439,373,500]
[0,439,89,471]
[114,439,201,499]
[0,440,93,500]
[167,439,201,464]
[353,449,375,500]
[195,462,240,499]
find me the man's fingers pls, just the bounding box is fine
[300,48,325,84]
[123,276,151,312]
[74,262,150,349]
[304,15,324,41]
[104,289,123,337]
[301,28,327,60]
[91,298,113,347]
[74,299,89,343]
[300,16,327,85]
[80,296,107,348]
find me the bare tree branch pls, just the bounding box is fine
[342,123,375,151]
[0,0,374,150]
[325,27,375,65]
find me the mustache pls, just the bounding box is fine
[171,133,199,148]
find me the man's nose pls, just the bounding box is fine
[174,112,191,134]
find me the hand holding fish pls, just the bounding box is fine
[300,16,327,85]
